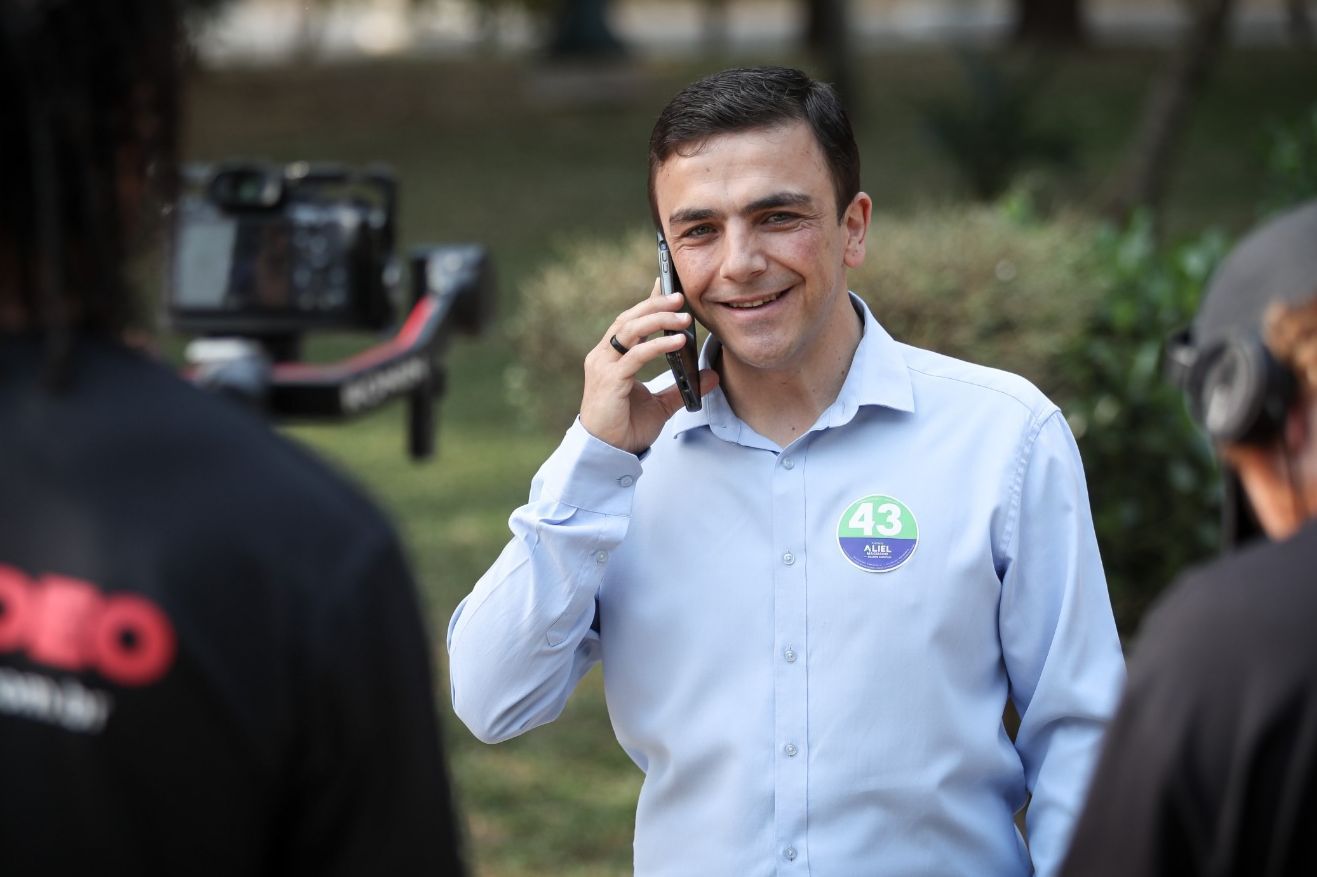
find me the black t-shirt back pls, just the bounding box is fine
[0,335,464,875]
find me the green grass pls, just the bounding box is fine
[185,45,1317,876]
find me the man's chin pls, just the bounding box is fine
[715,338,797,374]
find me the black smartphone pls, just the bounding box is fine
[657,231,702,412]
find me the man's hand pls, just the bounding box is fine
[580,279,719,454]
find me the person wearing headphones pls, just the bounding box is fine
[1061,199,1317,875]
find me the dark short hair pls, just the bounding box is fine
[0,0,182,341]
[647,66,860,224]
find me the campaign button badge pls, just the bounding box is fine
[837,495,918,572]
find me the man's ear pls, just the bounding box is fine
[842,192,872,270]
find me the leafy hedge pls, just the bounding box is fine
[847,200,1098,396]
[505,204,1223,633]
[1061,214,1226,629]
[505,232,662,433]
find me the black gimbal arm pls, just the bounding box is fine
[190,244,492,460]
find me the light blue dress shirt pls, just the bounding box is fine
[448,295,1125,877]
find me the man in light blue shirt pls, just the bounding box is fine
[448,66,1124,876]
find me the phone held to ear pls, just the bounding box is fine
[657,231,703,413]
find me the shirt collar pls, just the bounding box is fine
[668,292,915,438]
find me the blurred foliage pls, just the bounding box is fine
[1264,101,1317,211]
[920,52,1075,201]
[506,203,1102,431]
[506,231,656,433]
[853,198,1098,394]
[1061,211,1228,631]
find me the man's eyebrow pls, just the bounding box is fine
[744,191,815,213]
[668,192,816,227]
[669,207,719,226]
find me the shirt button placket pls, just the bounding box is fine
[772,444,809,871]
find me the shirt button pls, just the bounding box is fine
[782,456,795,470]
[782,551,795,565]
[784,647,797,663]
[784,743,799,757]
[595,551,608,564]
[783,846,797,862]
[617,475,634,488]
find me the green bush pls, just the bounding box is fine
[1061,213,1227,632]
[505,230,663,433]
[851,201,1098,396]
[507,204,1102,429]
[1265,101,1317,211]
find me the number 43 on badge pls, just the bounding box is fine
[837,495,919,573]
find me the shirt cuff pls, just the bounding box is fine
[534,418,644,516]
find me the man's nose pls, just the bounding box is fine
[719,227,768,284]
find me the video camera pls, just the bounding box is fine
[167,161,492,460]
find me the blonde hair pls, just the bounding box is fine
[1265,294,1317,394]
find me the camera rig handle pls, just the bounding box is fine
[188,244,492,461]
[268,244,491,459]
[175,160,493,460]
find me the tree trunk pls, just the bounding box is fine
[703,0,730,54]
[1287,0,1313,45]
[1103,0,1237,223]
[803,0,854,108]
[293,0,328,65]
[1012,0,1088,46]
[548,0,625,58]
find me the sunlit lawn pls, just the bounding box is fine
[189,44,1316,875]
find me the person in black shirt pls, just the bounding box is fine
[1061,200,1317,876]
[0,2,465,874]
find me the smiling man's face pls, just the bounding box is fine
[654,120,870,377]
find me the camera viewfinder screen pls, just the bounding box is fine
[174,215,239,309]
[173,209,353,319]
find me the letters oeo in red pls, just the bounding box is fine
[0,565,176,686]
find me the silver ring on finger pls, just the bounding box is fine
[609,334,630,356]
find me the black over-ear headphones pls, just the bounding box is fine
[1165,200,1317,447]
[1166,328,1297,446]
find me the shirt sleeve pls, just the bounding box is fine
[997,409,1126,877]
[446,419,643,744]
[279,525,466,876]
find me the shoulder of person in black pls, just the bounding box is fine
[1061,521,1317,877]
[1140,519,1317,676]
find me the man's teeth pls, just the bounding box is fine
[727,292,783,309]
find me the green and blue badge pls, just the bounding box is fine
[837,494,918,573]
